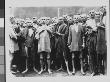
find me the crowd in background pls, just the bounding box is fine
[9,6,107,76]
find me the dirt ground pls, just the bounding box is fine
[13,70,105,77]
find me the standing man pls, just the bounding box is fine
[95,11,106,75]
[68,15,83,75]
[16,19,27,73]
[53,17,68,72]
[9,17,19,73]
[86,10,98,76]
[80,14,89,74]
[99,7,107,74]
[21,19,36,73]
[35,17,52,74]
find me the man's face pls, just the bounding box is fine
[81,16,87,22]
[38,19,42,25]
[95,13,101,22]
[58,18,63,24]
[52,18,58,23]
[67,17,73,23]
[46,18,50,25]
[43,19,46,24]
[89,11,95,18]
[74,17,78,23]
[33,17,37,23]
[41,18,46,25]
[26,21,32,27]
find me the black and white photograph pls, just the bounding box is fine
[5,0,109,81]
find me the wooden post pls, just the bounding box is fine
[58,8,60,18]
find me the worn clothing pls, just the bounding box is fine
[68,23,83,52]
[36,25,52,53]
[96,23,106,54]
[9,25,19,53]
[86,18,98,73]
[52,23,68,69]
[20,27,36,48]
[17,30,26,57]
[54,23,67,56]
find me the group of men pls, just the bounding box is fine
[9,6,107,76]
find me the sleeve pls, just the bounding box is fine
[68,25,72,46]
